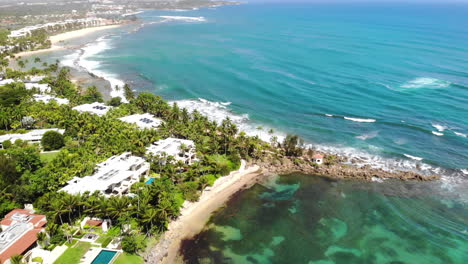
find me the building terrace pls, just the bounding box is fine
[60,152,150,196]
[146,137,197,165]
[72,102,112,116]
[118,113,163,129]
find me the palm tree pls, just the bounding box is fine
[36,232,47,248]
[62,194,79,223]
[9,254,24,264]
[141,207,158,235]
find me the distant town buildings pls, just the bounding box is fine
[0,129,65,149]
[8,18,116,38]
[146,138,197,165]
[118,113,163,129]
[60,152,150,196]
[72,102,112,116]
[0,209,47,264]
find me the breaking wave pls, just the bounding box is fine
[59,35,127,102]
[432,123,448,132]
[344,116,376,123]
[172,98,284,143]
[159,16,207,22]
[400,77,451,89]
[404,154,423,161]
[432,131,444,136]
[454,132,467,138]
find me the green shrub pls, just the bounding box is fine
[41,131,64,151]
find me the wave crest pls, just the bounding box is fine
[159,16,207,22]
[400,77,450,89]
[344,117,376,123]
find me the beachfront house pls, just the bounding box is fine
[0,128,65,149]
[312,154,324,165]
[118,113,163,129]
[0,209,47,264]
[60,152,150,196]
[0,79,15,86]
[146,138,197,165]
[33,94,69,105]
[72,102,113,116]
[24,83,51,93]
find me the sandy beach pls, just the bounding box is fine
[145,160,262,264]
[13,24,122,58]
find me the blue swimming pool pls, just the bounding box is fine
[145,177,155,185]
[91,250,117,264]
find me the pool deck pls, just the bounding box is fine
[81,248,121,264]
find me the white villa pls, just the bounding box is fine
[33,94,69,105]
[0,79,15,86]
[72,102,112,116]
[118,113,163,129]
[60,152,150,196]
[25,83,51,93]
[146,138,197,165]
[0,129,65,149]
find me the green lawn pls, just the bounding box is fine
[40,151,60,163]
[114,253,144,264]
[53,242,91,264]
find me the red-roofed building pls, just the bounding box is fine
[0,209,47,264]
[312,154,324,165]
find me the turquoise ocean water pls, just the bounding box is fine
[40,2,468,263]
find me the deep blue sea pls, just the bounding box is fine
[37,2,468,263]
[67,3,468,173]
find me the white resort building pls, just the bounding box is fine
[118,113,163,129]
[60,152,150,196]
[33,94,69,105]
[0,129,65,149]
[146,138,197,165]
[24,83,51,93]
[72,102,112,116]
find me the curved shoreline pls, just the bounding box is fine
[143,154,439,263]
[144,161,262,264]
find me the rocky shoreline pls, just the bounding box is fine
[253,153,440,182]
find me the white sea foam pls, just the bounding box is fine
[159,16,207,22]
[356,131,379,140]
[400,77,450,89]
[404,154,423,161]
[454,132,467,138]
[344,117,376,123]
[173,98,284,143]
[325,114,333,117]
[432,123,448,132]
[60,50,81,68]
[76,36,127,102]
[432,131,444,136]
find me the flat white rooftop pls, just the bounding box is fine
[0,129,65,146]
[60,152,149,195]
[119,113,163,129]
[33,94,69,105]
[25,83,51,93]
[72,102,112,116]
[0,79,15,86]
[146,138,196,164]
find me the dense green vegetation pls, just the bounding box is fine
[0,65,280,256]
